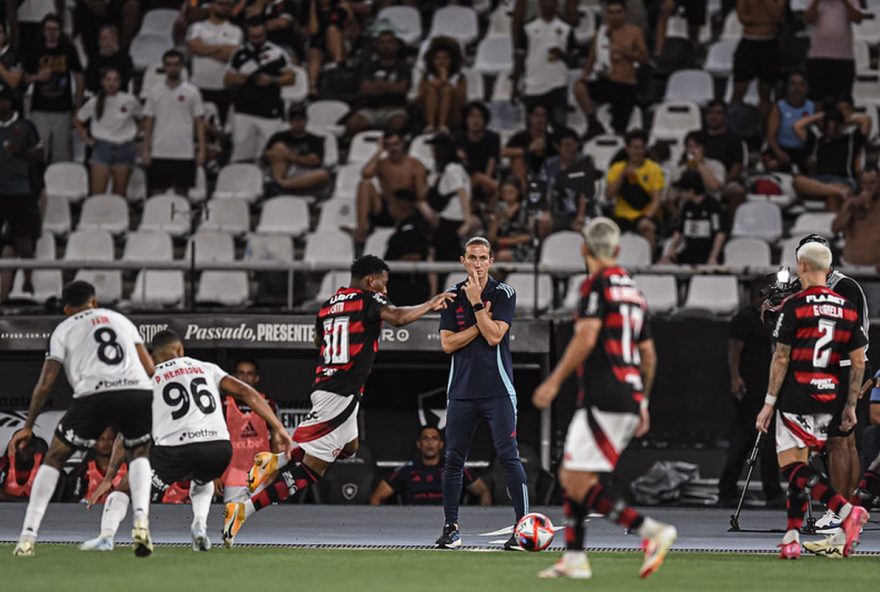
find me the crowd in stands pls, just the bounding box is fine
[0,0,880,312]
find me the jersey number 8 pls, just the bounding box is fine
[162,377,217,420]
[94,328,124,365]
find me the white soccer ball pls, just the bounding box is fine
[514,512,555,552]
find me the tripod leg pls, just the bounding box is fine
[730,432,763,531]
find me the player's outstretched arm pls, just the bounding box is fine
[221,375,292,454]
[533,319,601,409]
[380,292,455,327]
[11,360,63,451]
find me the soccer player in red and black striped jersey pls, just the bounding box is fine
[222,255,453,546]
[755,240,869,559]
[532,218,676,580]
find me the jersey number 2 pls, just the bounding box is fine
[162,377,217,420]
[323,317,350,364]
[813,319,836,369]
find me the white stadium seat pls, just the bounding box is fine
[664,70,714,107]
[42,194,71,236]
[633,274,678,313]
[45,162,88,202]
[304,229,354,266]
[333,163,364,200]
[307,100,350,137]
[140,193,191,237]
[282,64,309,105]
[789,212,837,237]
[682,275,740,314]
[618,233,652,268]
[363,227,396,257]
[409,134,435,171]
[721,11,743,41]
[723,238,771,267]
[187,230,235,262]
[377,6,422,46]
[540,231,583,271]
[505,273,553,312]
[853,72,880,106]
[315,271,352,301]
[78,194,129,235]
[75,269,123,303]
[584,135,624,173]
[705,39,737,78]
[855,10,880,46]
[9,232,62,303]
[130,33,173,70]
[474,37,513,75]
[213,163,263,203]
[317,198,357,230]
[650,101,702,142]
[67,229,121,303]
[573,8,596,44]
[245,234,294,263]
[196,271,249,306]
[428,6,479,45]
[348,131,383,164]
[731,201,783,242]
[140,9,178,38]
[189,166,208,203]
[131,271,185,307]
[487,5,512,38]
[123,230,173,262]
[561,273,588,311]
[200,199,250,235]
[255,196,311,236]
[855,40,872,74]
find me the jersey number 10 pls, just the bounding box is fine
[323,317,350,365]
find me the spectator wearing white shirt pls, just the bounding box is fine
[513,0,573,132]
[224,19,295,163]
[74,67,140,196]
[142,49,207,196]
[186,0,244,123]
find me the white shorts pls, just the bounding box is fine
[562,407,640,473]
[776,411,832,453]
[293,390,359,463]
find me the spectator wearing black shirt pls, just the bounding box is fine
[73,0,140,59]
[23,14,83,164]
[224,19,295,162]
[0,87,42,299]
[244,0,305,60]
[84,25,133,95]
[346,31,410,135]
[0,22,23,98]
[792,105,868,210]
[698,100,745,214]
[659,170,727,265]
[539,127,597,234]
[264,102,329,194]
[718,279,783,507]
[503,103,556,188]
[418,36,466,134]
[486,177,535,262]
[369,426,491,506]
[384,189,431,305]
[455,101,500,210]
[306,0,353,94]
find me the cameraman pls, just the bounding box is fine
[832,165,880,267]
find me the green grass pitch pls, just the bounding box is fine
[1,546,877,592]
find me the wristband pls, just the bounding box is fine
[764,393,777,406]
[639,398,649,412]
[472,301,485,312]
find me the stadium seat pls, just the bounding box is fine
[409,134,435,171]
[731,201,783,242]
[666,15,711,44]
[122,166,148,203]
[138,63,187,99]
[720,11,743,41]
[320,454,376,504]
[487,4,512,37]
[75,269,123,303]
[139,193,190,237]
[853,72,880,106]
[633,274,678,313]
[618,233,652,268]
[664,70,714,107]
[66,230,121,303]
[560,273,588,311]
[348,130,383,164]
[8,232,62,303]
[777,236,802,267]
[282,64,309,105]
[318,130,339,168]
[315,270,352,302]
[723,237,771,267]
[78,194,129,235]
[189,166,207,203]
[573,8,596,44]
[428,6,479,45]
[567,108,587,137]
[724,77,761,107]
[45,162,88,202]
[317,198,357,230]
[213,163,263,203]
[200,199,250,235]
[304,229,354,266]
[789,212,836,237]
[363,227,395,257]
[196,270,250,306]
[705,39,737,78]
[140,9,178,38]
[123,230,174,262]
[332,163,364,200]
[255,196,310,236]
[584,135,624,173]
[131,270,185,307]
[540,231,583,271]
[462,67,485,102]
[682,275,740,314]
[186,230,235,262]
[505,273,553,312]
[42,194,71,236]
[130,33,173,70]
[377,6,422,46]
[855,40,872,74]
[650,101,701,142]
[245,234,294,263]
[855,10,880,46]
[474,37,513,75]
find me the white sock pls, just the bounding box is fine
[275,452,289,465]
[20,465,60,540]
[190,482,213,528]
[128,457,152,523]
[563,550,587,563]
[243,499,256,518]
[100,491,129,539]
[838,503,853,520]
[637,517,662,539]
[782,529,800,544]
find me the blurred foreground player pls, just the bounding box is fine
[223,256,454,546]
[81,330,290,552]
[532,218,676,580]
[755,241,869,559]
[12,281,155,557]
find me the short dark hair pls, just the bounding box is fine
[350,255,390,279]
[624,129,648,145]
[684,130,704,146]
[151,329,182,351]
[706,99,727,112]
[463,101,490,125]
[383,129,403,141]
[62,281,96,307]
[554,127,580,145]
[234,358,261,373]
[163,49,184,63]
[526,102,548,117]
[418,425,443,440]
[245,17,266,29]
[41,13,62,28]
[605,0,626,7]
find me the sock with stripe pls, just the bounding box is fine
[584,483,644,532]
[20,465,60,540]
[100,491,129,539]
[780,462,849,516]
[245,462,319,517]
[785,482,808,532]
[563,495,588,551]
[850,470,880,507]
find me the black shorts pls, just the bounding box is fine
[55,389,152,450]
[807,58,856,103]
[585,78,637,134]
[677,0,706,26]
[147,158,196,194]
[733,38,780,84]
[0,194,41,246]
[613,215,657,234]
[150,441,233,490]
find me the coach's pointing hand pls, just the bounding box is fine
[429,292,456,311]
[755,403,773,434]
[532,380,558,410]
